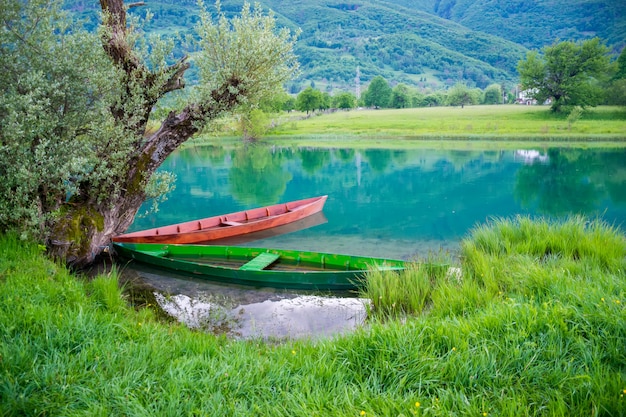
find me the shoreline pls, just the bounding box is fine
[185,105,626,149]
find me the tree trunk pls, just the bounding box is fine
[48,0,244,268]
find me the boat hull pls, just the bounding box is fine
[113,242,407,291]
[112,195,327,244]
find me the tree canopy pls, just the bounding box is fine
[446,83,479,108]
[333,92,357,109]
[296,87,323,113]
[389,84,411,109]
[606,47,626,106]
[363,76,392,108]
[0,0,299,266]
[614,47,626,81]
[483,84,503,104]
[517,38,612,112]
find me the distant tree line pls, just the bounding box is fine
[265,38,626,115]
[152,37,625,140]
[285,77,509,113]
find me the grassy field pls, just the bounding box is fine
[268,105,626,138]
[1,216,625,415]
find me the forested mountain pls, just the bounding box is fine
[386,0,626,51]
[64,0,623,93]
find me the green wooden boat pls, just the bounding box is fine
[113,242,407,290]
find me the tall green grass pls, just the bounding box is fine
[362,252,453,318]
[357,216,626,415]
[1,218,625,416]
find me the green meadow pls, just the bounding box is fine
[1,215,625,415]
[265,105,626,142]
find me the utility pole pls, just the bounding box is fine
[355,66,361,99]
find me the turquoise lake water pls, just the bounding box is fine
[129,145,626,260]
[123,144,626,338]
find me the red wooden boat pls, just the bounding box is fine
[112,195,328,244]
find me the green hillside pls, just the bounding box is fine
[63,0,623,93]
[386,0,626,51]
[261,0,527,91]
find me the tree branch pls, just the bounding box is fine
[159,55,190,95]
[140,76,245,171]
[99,0,142,72]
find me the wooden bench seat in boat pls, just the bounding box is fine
[222,220,243,226]
[239,252,280,270]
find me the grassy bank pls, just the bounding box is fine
[1,216,625,415]
[266,105,626,139]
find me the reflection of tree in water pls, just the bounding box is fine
[391,150,409,166]
[229,145,293,206]
[363,149,393,172]
[166,145,229,170]
[443,150,505,171]
[364,148,418,173]
[600,150,626,204]
[514,148,621,216]
[298,148,331,175]
[334,149,355,163]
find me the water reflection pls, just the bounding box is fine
[126,144,626,339]
[230,146,293,205]
[515,148,626,216]
[124,263,366,340]
[299,148,332,174]
[155,293,367,340]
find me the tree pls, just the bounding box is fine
[363,76,392,108]
[389,84,412,108]
[613,47,626,81]
[259,91,293,114]
[517,38,612,112]
[446,83,475,107]
[606,47,626,106]
[296,87,322,113]
[333,91,356,109]
[239,91,293,140]
[320,92,332,111]
[0,0,299,267]
[238,109,270,141]
[423,92,445,107]
[411,91,426,107]
[282,96,296,112]
[483,84,503,104]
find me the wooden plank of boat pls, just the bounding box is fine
[112,195,327,244]
[239,252,280,270]
[112,242,407,291]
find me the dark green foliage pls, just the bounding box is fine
[61,0,528,91]
[614,47,626,80]
[446,82,479,107]
[295,87,323,113]
[363,76,392,108]
[419,0,626,51]
[606,79,626,106]
[320,92,332,110]
[389,84,412,108]
[518,38,613,112]
[61,0,625,93]
[483,83,503,104]
[606,48,626,106]
[332,91,357,109]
